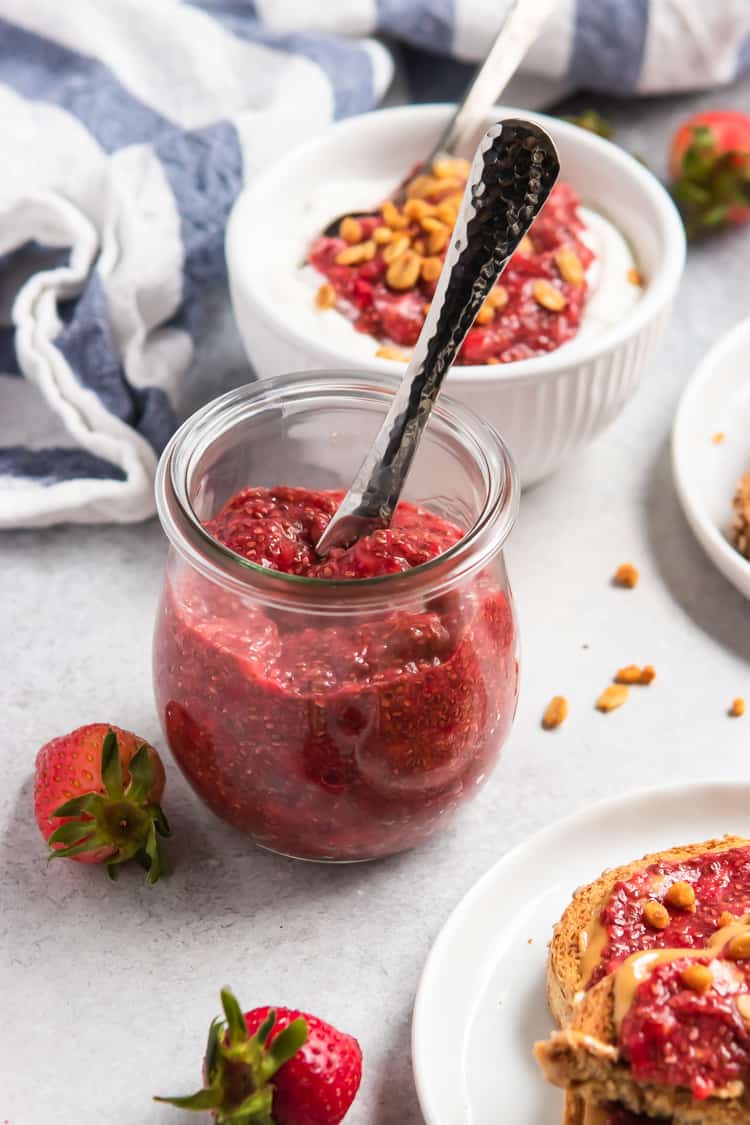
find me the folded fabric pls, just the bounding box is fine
[1,0,749,527]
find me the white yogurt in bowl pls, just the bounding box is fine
[267,174,643,367]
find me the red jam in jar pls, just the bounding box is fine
[154,486,518,860]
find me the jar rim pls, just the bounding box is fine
[155,371,518,611]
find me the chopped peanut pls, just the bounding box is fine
[435,201,457,226]
[643,900,670,930]
[403,198,434,220]
[335,240,375,266]
[339,216,363,244]
[556,246,585,287]
[427,226,450,255]
[542,696,569,730]
[475,304,495,326]
[613,563,639,588]
[615,664,656,686]
[517,235,535,256]
[719,911,736,928]
[712,432,725,445]
[372,225,393,244]
[382,235,411,264]
[487,357,501,365]
[738,995,750,1024]
[532,280,567,312]
[433,156,471,180]
[730,697,745,718]
[406,174,437,200]
[420,215,446,234]
[681,964,713,993]
[727,933,750,961]
[420,257,443,283]
[487,286,509,311]
[412,238,425,256]
[627,267,644,287]
[375,346,409,361]
[596,684,629,713]
[315,282,336,310]
[382,200,408,229]
[665,881,696,912]
[386,250,422,291]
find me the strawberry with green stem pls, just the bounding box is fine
[156,988,362,1125]
[34,723,170,883]
[670,110,750,233]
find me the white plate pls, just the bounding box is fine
[411,780,750,1125]
[673,317,750,600]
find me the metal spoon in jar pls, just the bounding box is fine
[315,118,560,557]
[320,0,559,237]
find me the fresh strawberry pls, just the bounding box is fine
[34,723,170,883]
[670,110,750,232]
[156,988,362,1125]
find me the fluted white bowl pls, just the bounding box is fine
[226,104,685,486]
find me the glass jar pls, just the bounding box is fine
[153,372,519,861]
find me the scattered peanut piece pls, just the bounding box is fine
[737,995,750,1024]
[487,286,509,311]
[730,697,745,717]
[487,357,501,365]
[681,964,713,993]
[596,683,629,713]
[532,279,567,312]
[613,562,639,588]
[627,267,644,287]
[475,304,494,325]
[386,249,421,290]
[643,900,670,929]
[615,664,656,686]
[542,696,569,730]
[719,911,736,927]
[665,881,696,911]
[339,216,363,244]
[712,432,725,445]
[556,246,585,286]
[315,282,336,310]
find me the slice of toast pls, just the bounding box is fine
[540,835,750,1125]
[547,835,749,1027]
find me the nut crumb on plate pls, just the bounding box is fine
[596,683,629,712]
[613,562,639,588]
[730,697,745,717]
[732,471,750,560]
[627,267,644,286]
[712,432,725,444]
[542,695,569,730]
[615,664,656,685]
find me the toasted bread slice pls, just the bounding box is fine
[542,835,750,1125]
[547,835,749,1027]
[537,972,750,1122]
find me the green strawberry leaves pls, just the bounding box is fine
[155,989,308,1125]
[47,728,170,883]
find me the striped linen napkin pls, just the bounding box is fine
[2,0,749,527]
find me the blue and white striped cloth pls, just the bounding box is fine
[3,0,750,527]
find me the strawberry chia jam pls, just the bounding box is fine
[589,845,750,987]
[584,845,750,1099]
[154,486,518,860]
[309,165,594,365]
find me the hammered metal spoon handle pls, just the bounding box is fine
[316,118,560,556]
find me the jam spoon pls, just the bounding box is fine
[315,118,560,557]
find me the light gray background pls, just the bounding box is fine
[2,76,750,1123]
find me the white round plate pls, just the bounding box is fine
[673,317,750,599]
[412,780,750,1125]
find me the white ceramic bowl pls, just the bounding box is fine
[673,316,750,600]
[227,104,686,486]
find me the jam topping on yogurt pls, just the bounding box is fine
[308,157,597,365]
[154,486,518,860]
